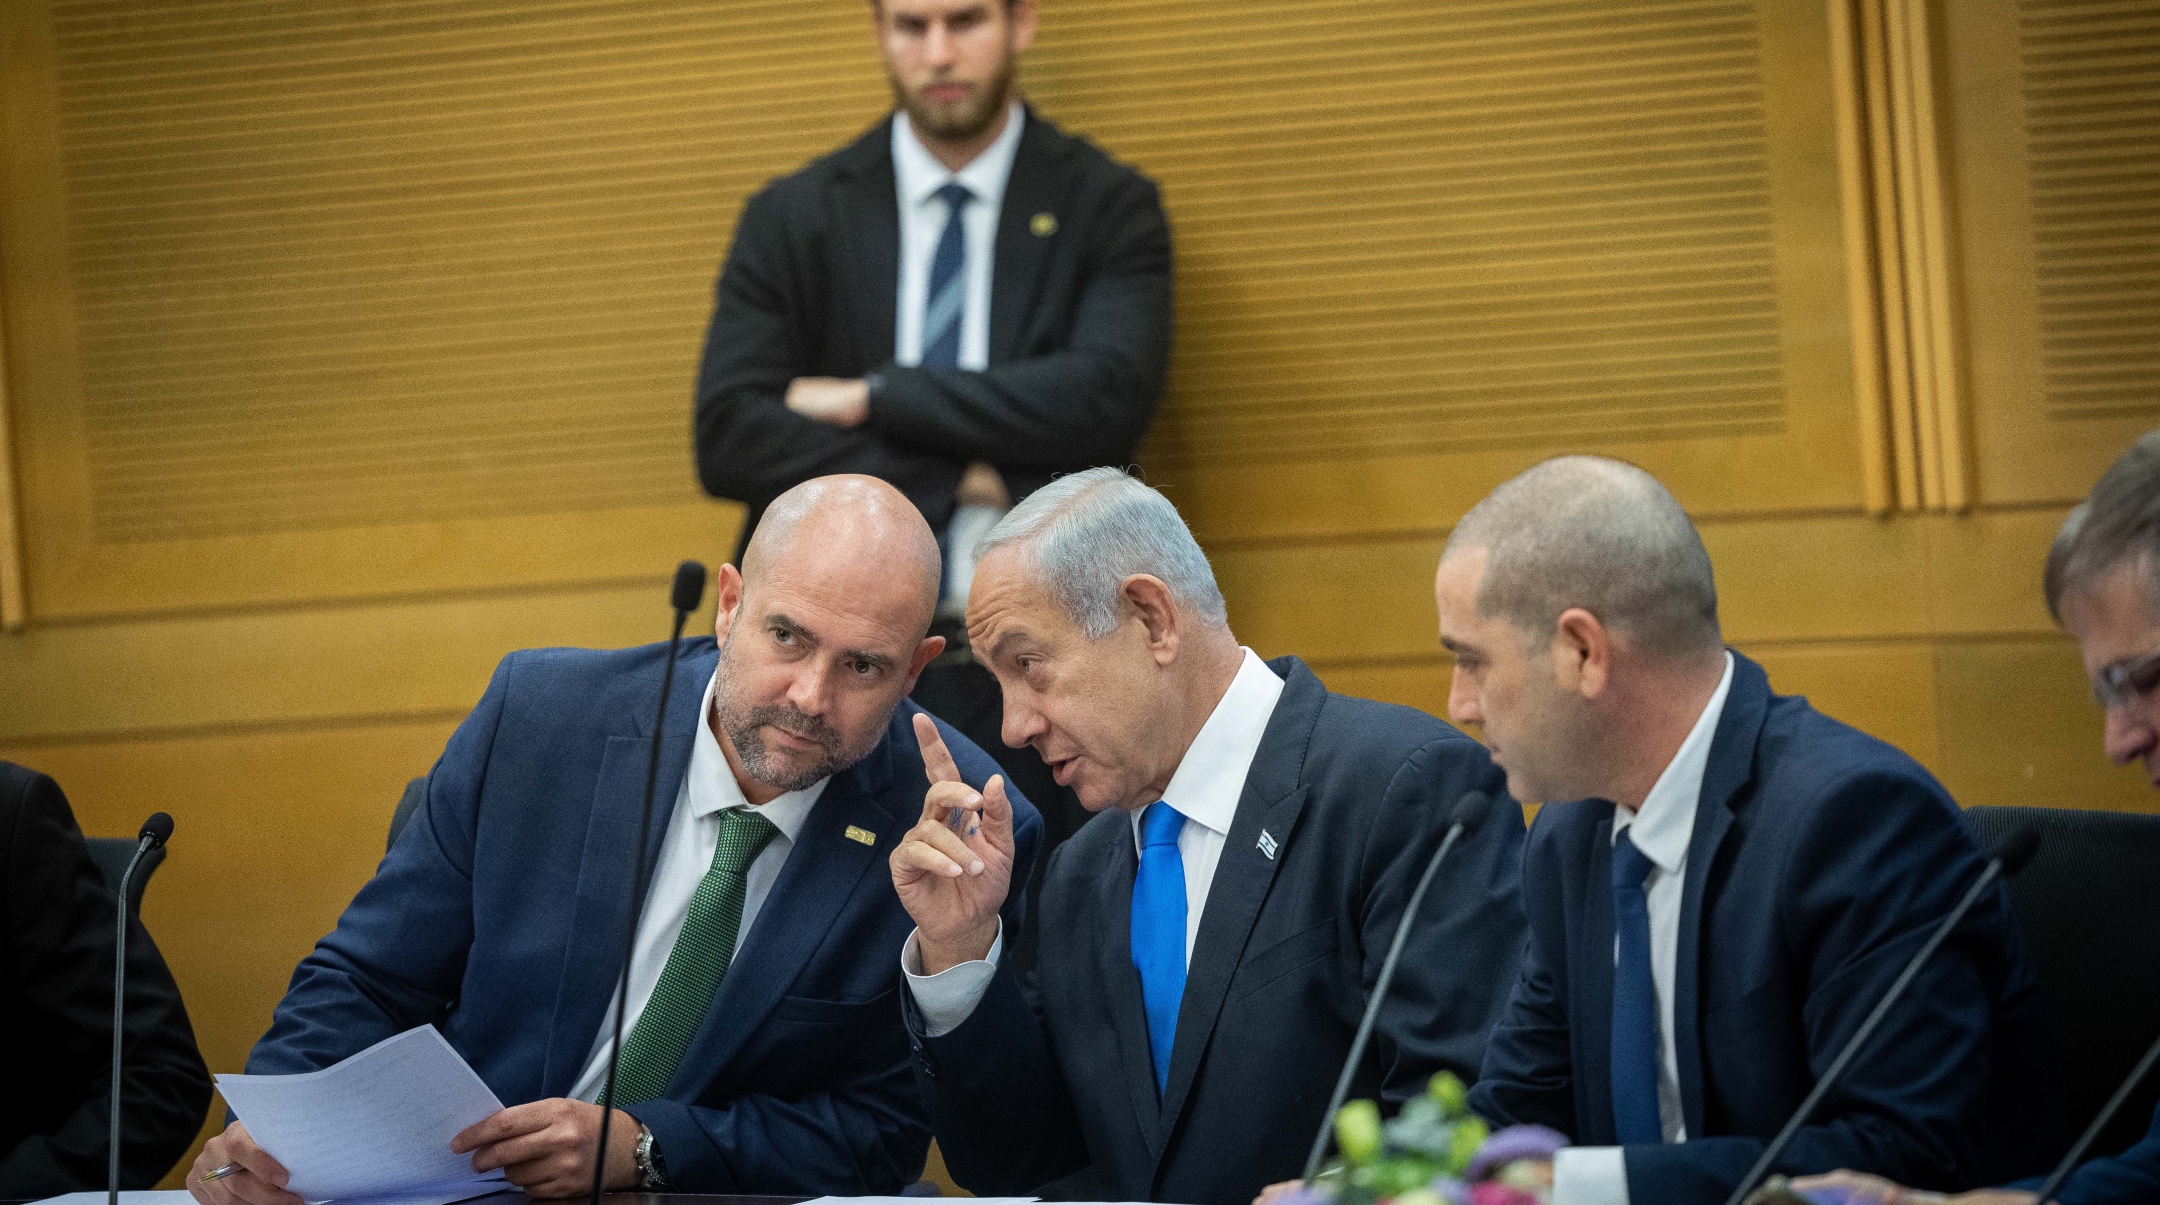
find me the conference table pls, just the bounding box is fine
[3,1196,817,1205]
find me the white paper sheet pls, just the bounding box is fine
[29,1193,518,1205]
[212,1026,509,1203]
[800,1199,1040,1205]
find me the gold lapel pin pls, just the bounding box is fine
[844,825,878,847]
[1030,212,1058,237]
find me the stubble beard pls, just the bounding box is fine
[713,629,882,793]
[893,50,1016,144]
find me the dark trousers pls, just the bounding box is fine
[911,659,1090,972]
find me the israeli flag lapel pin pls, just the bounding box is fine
[1257,829,1279,860]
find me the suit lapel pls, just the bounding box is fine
[831,118,900,363]
[662,740,898,1097]
[988,109,1067,364]
[542,649,712,1096]
[1156,783,1306,1140]
[1672,653,1767,1139]
[1153,657,1321,1150]
[1572,810,1618,1145]
[1093,828,1164,1158]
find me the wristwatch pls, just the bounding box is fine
[632,1123,667,1189]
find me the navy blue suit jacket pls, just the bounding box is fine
[2014,1097,2160,1203]
[1470,653,2063,1201]
[906,657,1527,1205]
[249,637,1042,1194]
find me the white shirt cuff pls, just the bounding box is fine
[901,922,1003,1038]
[1552,1146,1629,1205]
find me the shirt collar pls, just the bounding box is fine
[891,99,1026,214]
[1612,651,1735,874]
[1131,648,1286,844]
[689,670,829,843]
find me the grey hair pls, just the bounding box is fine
[1443,455,1721,659]
[976,467,1230,639]
[2045,429,2160,621]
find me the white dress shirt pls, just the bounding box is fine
[569,669,830,1102]
[1553,652,1735,1205]
[902,649,1287,1036]
[891,100,1025,371]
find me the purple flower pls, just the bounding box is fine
[1463,1124,1571,1183]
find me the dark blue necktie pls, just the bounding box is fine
[1131,801,1188,1098]
[1611,828,1664,1144]
[920,182,973,368]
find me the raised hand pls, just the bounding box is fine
[891,712,1016,973]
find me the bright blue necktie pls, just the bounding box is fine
[1611,828,1664,1143]
[1131,801,1188,1098]
[920,182,973,368]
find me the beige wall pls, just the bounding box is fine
[1,0,2154,1190]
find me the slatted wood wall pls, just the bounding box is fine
[0,0,2154,1189]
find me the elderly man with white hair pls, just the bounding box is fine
[886,467,1527,1205]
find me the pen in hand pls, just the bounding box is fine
[198,1163,240,1184]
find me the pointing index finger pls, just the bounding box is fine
[913,711,964,786]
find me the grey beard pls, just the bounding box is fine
[724,703,848,793]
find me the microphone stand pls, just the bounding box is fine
[589,561,705,1205]
[2029,1029,2160,1205]
[1722,830,2041,1205]
[110,813,173,1205]
[1301,791,1493,1183]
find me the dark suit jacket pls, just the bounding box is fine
[0,762,211,1195]
[1470,653,2065,1202]
[249,638,1043,1194]
[904,657,1527,1205]
[694,106,1172,552]
[2016,1097,2160,1203]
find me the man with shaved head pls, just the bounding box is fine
[1437,456,2059,1203]
[197,475,1042,1202]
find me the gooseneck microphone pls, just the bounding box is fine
[589,560,706,1205]
[2028,1029,2160,1205]
[1723,827,2044,1205]
[109,811,173,1205]
[1301,790,1496,1183]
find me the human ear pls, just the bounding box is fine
[1009,0,1039,52]
[900,635,947,695]
[1553,608,1612,699]
[713,563,746,644]
[1123,575,1181,665]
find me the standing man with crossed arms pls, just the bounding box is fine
[694,0,1173,855]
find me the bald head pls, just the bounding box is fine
[741,474,942,634]
[1443,455,1721,660]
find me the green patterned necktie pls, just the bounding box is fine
[610,807,780,1105]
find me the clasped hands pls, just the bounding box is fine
[188,1101,641,1205]
[890,712,1017,974]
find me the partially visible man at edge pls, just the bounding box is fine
[187,475,1042,1204]
[888,467,1526,1205]
[694,0,1173,860]
[1795,429,2160,1205]
[1439,456,2057,1203]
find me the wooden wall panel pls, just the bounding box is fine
[1938,0,2160,504]
[1025,0,1871,540]
[1,0,2154,1192]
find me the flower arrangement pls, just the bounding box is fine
[1286,1073,1571,1205]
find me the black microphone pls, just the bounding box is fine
[109,812,173,1205]
[1723,827,2044,1205]
[2027,1029,2160,1205]
[589,561,706,1205]
[1301,790,1496,1182]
